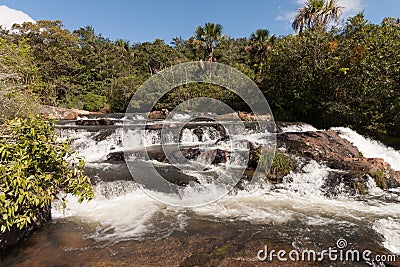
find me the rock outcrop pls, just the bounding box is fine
[76,118,114,126]
[278,130,400,193]
[147,109,170,120]
[40,105,101,120]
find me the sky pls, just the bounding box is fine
[0,0,399,44]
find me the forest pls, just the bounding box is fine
[1,9,399,146]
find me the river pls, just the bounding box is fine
[1,114,400,266]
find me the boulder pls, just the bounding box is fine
[278,130,360,161]
[238,112,272,121]
[202,148,230,164]
[147,109,169,120]
[216,112,272,121]
[343,157,400,189]
[278,130,400,192]
[76,118,114,126]
[40,105,101,120]
[41,105,79,120]
[106,151,125,161]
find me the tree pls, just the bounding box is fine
[194,22,224,62]
[0,38,40,122]
[246,29,276,73]
[292,0,343,33]
[11,20,82,105]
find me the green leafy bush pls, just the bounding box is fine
[82,92,107,111]
[0,116,93,232]
[258,149,296,183]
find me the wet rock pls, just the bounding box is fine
[279,130,360,161]
[147,109,169,120]
[192,127,204,141]
[344,157,400,189]
[202,149,230,164]
[40,105,100,120]
[278,130,400,192]
[145,123,163,130]
[85,162,199,188]
[156,165,199,186]
[323,171,370,196]
[76,120,99,126]
[147,147,167,162]
[106,151,125,161]
[180,148,201,160]
[98,118,114,125]
[248,144,261,169]
[238,111,272,121]
[180,123,227,142]
[92,129,115,142]
[76,118,114,126]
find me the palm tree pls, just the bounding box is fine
[292,0,343,33]
[194,22,224,62]
[246,29,276,72]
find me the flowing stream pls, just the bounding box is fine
[1,115,400,266]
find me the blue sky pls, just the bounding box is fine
[0,0,399,44]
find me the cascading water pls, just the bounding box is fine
[332,127,400,171]
[2,119,400,266]
[58,121,400,250]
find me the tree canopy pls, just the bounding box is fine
[0,14,399,147]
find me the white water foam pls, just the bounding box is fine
[59,122,400,253]
[332,127,400,171]
[66,129,123,162]
[171,113,192,121]
[280,123,319,133]
[373,218,400,254]
[54,159,400,252]
[123,129,162,148]
[52,181,188,242]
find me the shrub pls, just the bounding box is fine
[0,116,93,232]
[82,92,107,111]
[259,149,296,183]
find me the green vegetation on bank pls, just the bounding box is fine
[1,5,398,144]
[0,116,93,232]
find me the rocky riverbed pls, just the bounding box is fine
[2,110,400,266]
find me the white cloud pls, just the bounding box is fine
[292,0,364,17]
[337,0,364,17]
[0,5,35,29]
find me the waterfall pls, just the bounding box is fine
[51,118,400,255]
[332,127,400,171]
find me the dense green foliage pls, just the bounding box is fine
[0,10,399,145]
[0,37,40,122]
[0,116,93,232]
